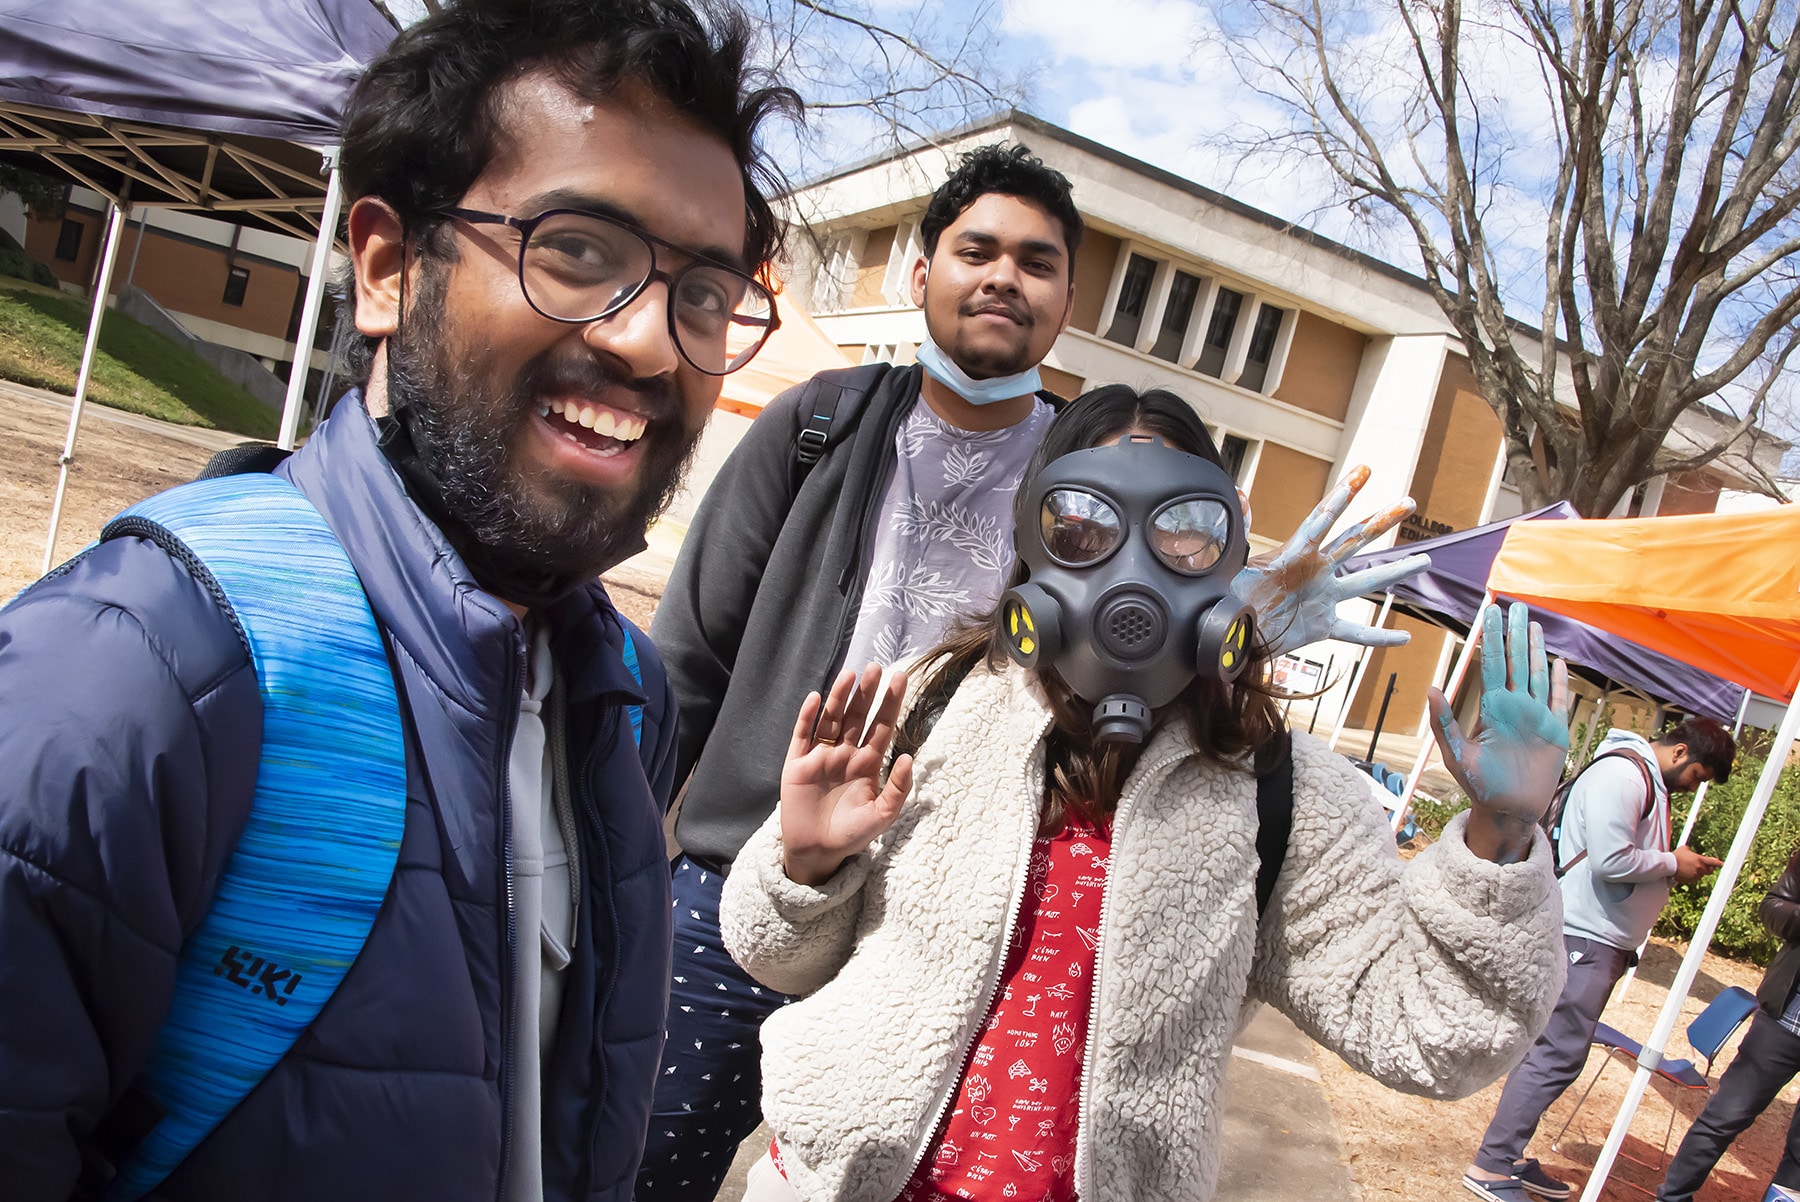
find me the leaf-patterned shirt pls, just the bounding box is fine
[842,398,1055,671]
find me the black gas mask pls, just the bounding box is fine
[1000,435,1255,744]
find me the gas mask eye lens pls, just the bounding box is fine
[1150,499,1233,574]
[1040,489,1122,566]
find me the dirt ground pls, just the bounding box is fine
[1318,923,1796,1202]
[6,386,1793,1202]
[0,385,666,630]
[1,384,228,597]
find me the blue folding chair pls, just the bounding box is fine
[1552,985,1760,1183]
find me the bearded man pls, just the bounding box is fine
[0,2,795,1199]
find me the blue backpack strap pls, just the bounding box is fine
[99,475,406,1201]
[620,623,644,747]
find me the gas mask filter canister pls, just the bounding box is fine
[1000,435,1255,744]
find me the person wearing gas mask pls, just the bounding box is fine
[718,386,1573,1202]
[644,142,1425,1198]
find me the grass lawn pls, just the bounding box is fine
[0,280,278,439]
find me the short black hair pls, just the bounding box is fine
[1658,715,1737,785]
[920,143,1083,266]
[336,0,798,380]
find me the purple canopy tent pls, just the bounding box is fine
[1335,502,1752,837]
[0,0,396,568]
[1339,502,1748,721]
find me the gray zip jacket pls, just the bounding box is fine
[720,664,1567,1202]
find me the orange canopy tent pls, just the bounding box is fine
[718,294,855,419]
[1483,507,1800,1202]
[1488,507,1800,702]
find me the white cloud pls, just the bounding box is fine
[1003,0,1206,71]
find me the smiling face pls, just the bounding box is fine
[356,71,747,591]
[910,192,1074,380]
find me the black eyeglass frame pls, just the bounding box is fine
[441,206,780,376]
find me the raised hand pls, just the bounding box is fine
[1429,603,1571,865]
[779,662,914,886]
[1229,465,1431,658]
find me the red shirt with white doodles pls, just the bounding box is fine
[894,815,1111,1201]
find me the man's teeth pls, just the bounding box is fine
[538,398,647,441]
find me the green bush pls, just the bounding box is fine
[1411,789,1470,840]
[1657,735,1800,965]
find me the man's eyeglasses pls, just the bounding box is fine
[442,207,779,376]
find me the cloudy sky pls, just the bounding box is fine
[374,0,1792,440]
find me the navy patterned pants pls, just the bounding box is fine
[634,855,796,1201]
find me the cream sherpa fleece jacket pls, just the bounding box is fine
[720,663,1565,1202]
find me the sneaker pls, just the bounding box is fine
[1464,1174,1533,1202]
[1514,1159,1572,1200]
[1763,1185,1800,1202]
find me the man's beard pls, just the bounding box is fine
[382,267,701,606]
[947,298,1036,378]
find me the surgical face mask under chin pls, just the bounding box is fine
[914,333,1044,406]
[999,436,1256,744]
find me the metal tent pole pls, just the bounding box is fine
[1675,686,1753,850]
[1579,687,1800,1202]
[41,200,128,575]
[1391,591,1494,835]
[1326,591,1395,752]
[279,154,343,450]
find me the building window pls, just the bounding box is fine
[1104,254,1157,346]
[222,265,250,307]
[1196,287,1244,377]
[1221,434,1251,482]
[1235,304,1287,391]
[54,219,83,262]
[1150,270,1204,362]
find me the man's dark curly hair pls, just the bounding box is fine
[336,0,799,380]
[919,143,1083,267]
[1657,715,1738,785]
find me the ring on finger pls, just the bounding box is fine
[815,734,841,747]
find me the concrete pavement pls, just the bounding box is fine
[0,377,251,454]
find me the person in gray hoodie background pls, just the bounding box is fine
[1465,716,1738,1202]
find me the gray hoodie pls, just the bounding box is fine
[1557,729,1677,951]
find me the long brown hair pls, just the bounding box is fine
[893,386,1286,834]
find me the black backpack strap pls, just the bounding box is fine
[1551,750,1661,877]
[198,442,293,480]
[793,376,846,471]
[1255,731,1295,919]
[788,363,900,490]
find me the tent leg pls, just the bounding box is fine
[1326,591,1394,752]
[279,157,344,450]
[41,200,129,576]
[1578,688,1800,1202]
[1674,686,1751,849]
[1392,591,1493,834]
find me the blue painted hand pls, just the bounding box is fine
[1229,465,1430,658]
[1429,603,1571,863]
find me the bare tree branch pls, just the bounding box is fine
[1209,0,1800,514]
